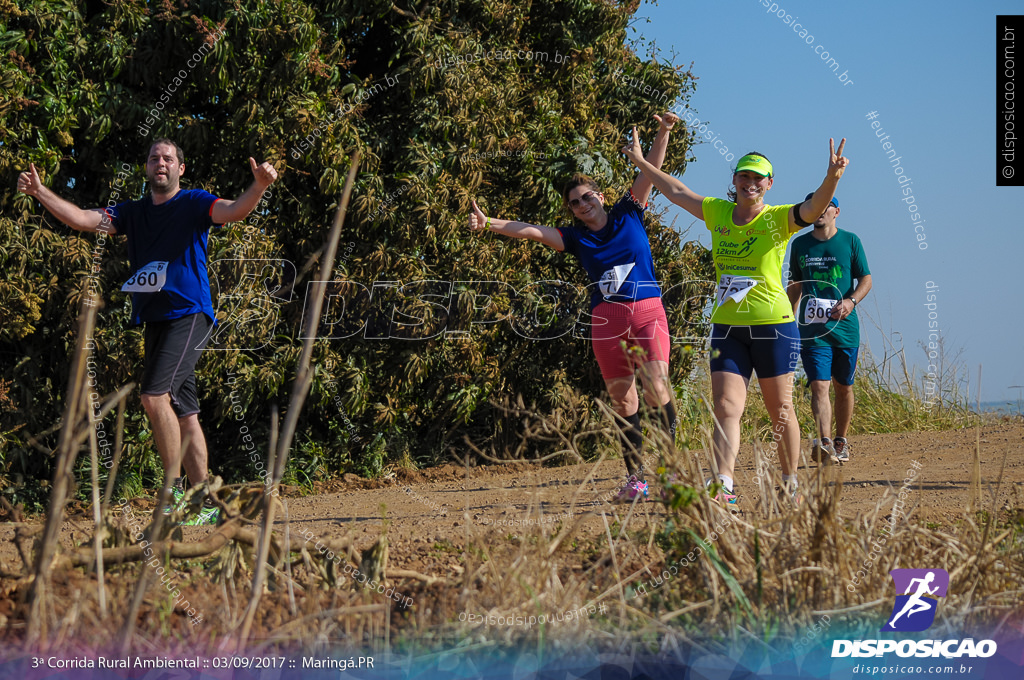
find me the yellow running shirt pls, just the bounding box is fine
[702,197,796,326]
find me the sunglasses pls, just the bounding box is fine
[568,191,601,209]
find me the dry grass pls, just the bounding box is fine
[5,407,1021,658]
[449,421,1023,650]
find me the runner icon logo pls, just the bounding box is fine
[881,568,949,632]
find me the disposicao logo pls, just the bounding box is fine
[831,567,998,659]
[882,568,948,632]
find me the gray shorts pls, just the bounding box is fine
[141,313,213,417]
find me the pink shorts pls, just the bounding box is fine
[590,298,671,380]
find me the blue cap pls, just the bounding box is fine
[805,192,839,209]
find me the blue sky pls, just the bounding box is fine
[629,1,1021,403]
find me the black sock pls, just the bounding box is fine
[657,401,677,443]
[620,411,644,480]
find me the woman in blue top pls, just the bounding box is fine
[468,112,681,502]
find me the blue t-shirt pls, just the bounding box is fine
[106,189,222,325]
[557,191,662,309]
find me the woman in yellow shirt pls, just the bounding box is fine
[621,133,848,504]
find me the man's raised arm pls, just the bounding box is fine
[17,163,112,233]
[210,157,279,224]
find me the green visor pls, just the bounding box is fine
[735,154,773,178]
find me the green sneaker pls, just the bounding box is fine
[182,499,219,526]
[162,478,187,515]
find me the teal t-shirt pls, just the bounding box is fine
[787,228,870,348]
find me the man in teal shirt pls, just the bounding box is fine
[787,194,872,463]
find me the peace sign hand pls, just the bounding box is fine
[827,137,849,181]
[620,127,645,166]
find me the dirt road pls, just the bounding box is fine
[4,421,1022,578]
[218,420,1024,576]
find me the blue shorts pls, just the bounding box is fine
[801,346,859,386]
[709,323,801,379]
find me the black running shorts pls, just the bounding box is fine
[141,313,213,417]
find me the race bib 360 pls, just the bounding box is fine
[121,261,168,293]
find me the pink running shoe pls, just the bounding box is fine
[705,478,738,505]
[612,475,649,503]
[715,490,738,505]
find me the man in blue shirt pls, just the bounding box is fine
[18,139,278,522]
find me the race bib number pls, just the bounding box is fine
[598,263,635,297]
[121,261,168,293]
[804,297,838,324]
[715,274,757,306]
